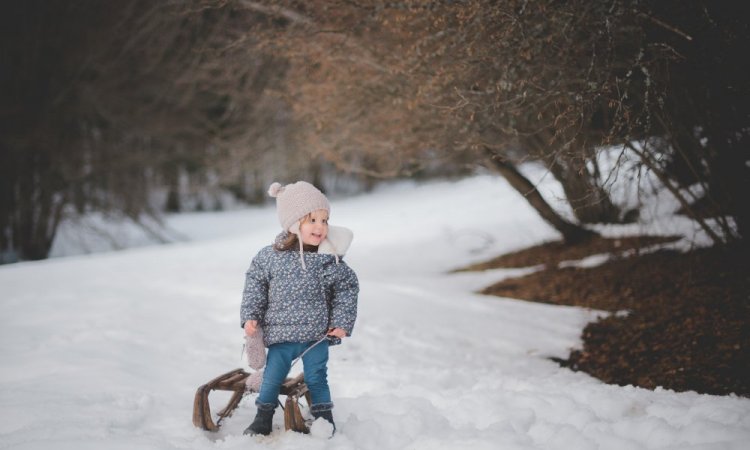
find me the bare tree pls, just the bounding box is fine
[1,1,301,262]
[221,0,602,242]
[4,0,746,262]
[222,0,748,245]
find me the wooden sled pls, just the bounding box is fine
[192,368,312,433]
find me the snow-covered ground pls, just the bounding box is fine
[2,172,748,449]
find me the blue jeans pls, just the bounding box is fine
[255,340,333,413]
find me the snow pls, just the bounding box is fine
[2,172,749,449]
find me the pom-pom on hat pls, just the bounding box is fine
[268,181,330,232]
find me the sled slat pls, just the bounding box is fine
[281,373,305,390]
[191,387,206,429]
[205,368,244,388]
[283,394,309,433]
[217,372,248,389]
[202,389,218,431]
[216,390,245,424]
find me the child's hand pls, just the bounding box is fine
[244,320,258,336]
[327,328,347,339]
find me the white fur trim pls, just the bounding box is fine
[319,226,353,256]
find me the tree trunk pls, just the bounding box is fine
[520,131,622,224]
[483,147,597,244]
[1,151,65,262]
[705,125,749,244]
[547,157,623,224]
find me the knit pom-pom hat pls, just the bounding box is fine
[269,181,331,270]
[268,181,330,232]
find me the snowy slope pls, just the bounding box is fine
[1,173,749,450]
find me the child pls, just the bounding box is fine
[240,181,359,436]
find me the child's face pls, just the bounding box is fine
[299,209,329,246]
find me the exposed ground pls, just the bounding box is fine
[462,235,750,397]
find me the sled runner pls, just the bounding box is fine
[192,368,312,433]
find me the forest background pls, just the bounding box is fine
[2,0,748,263]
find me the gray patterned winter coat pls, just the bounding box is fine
[240,229,359,347]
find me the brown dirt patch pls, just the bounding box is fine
[466,238,750,397]
[457,235,680,271]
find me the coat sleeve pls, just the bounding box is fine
[329,262,359,336]
[240,248,270,328]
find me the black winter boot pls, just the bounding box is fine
[243,408,275,436]
[312,410,336,436]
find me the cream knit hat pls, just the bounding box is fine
[268,181,330,232]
